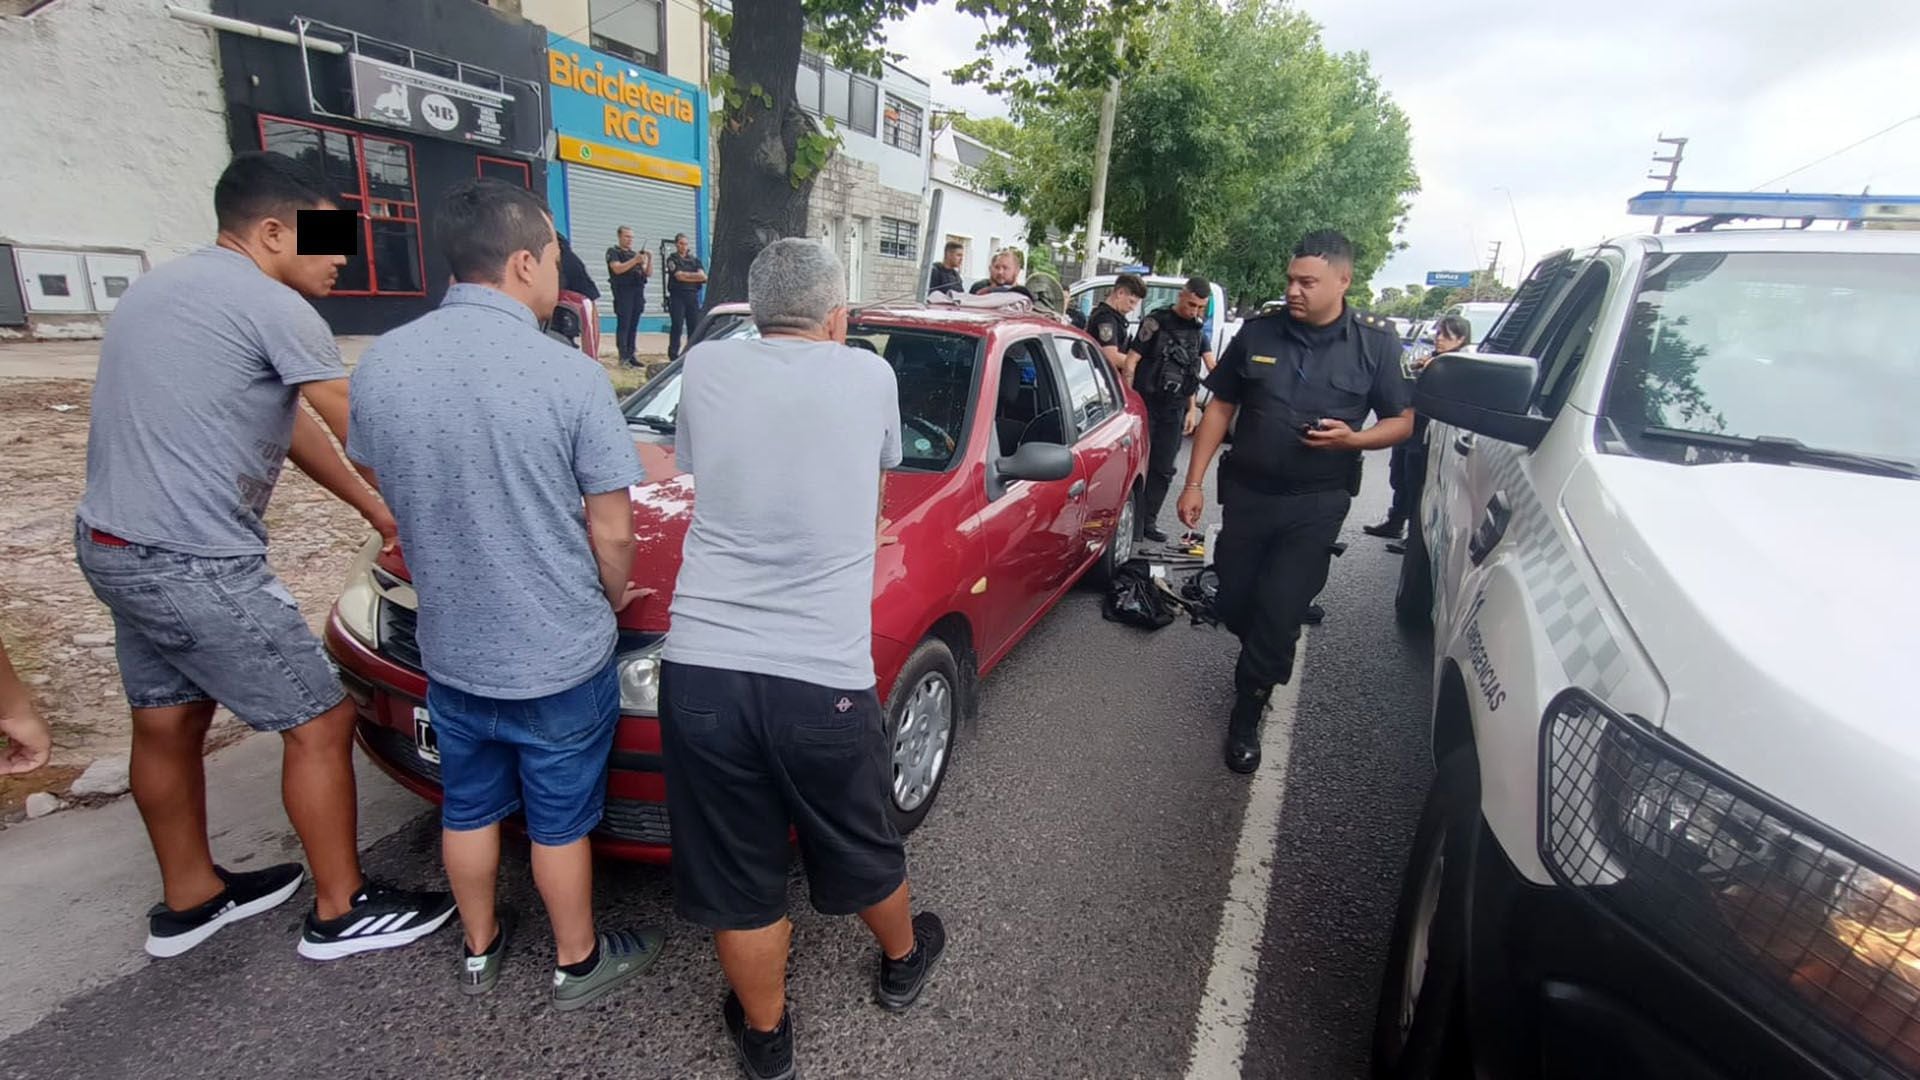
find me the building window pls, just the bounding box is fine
[477,156,532,188]
[795,52,877,136]
[883,96,922,152]
[260,116,425,297]
[591,0,663,73]
[879,217,916,260]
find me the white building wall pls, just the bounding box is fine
[927,181,1026,285]
[0,0,229,268]
[829,64,930,197]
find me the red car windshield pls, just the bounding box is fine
[622,323,983,473]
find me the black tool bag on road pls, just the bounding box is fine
[1103,561,1178,630]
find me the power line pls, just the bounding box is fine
[1749,112,1920,191]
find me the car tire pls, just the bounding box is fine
[1395,513,1434,634]
[1093,486,1142,588]
[882,638,963,835]
[1372,749,1479,1079]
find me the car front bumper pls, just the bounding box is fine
[325,612,673,863]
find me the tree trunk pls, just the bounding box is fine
[708,0,814,307]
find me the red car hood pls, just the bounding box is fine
[378,438,950,634]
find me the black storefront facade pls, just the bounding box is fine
[211,0,549,334]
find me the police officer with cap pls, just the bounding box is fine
[1087,273,1148,374]
[1126,276,1215,543]
[1177,231,1412,773]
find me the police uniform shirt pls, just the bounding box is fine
[1205,306,1412,493]
[666,252,705,296]
[1130,306,1208,397]
[928,263,964,293]
[1086,301,1131,356]
[606,246,646,290]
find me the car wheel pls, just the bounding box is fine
[1093,486,1140,587]
[1372,749,1478,1079]
[883,638,962,835]
[1395,514,1433,633]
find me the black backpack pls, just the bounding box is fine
[1102,561,1177,630]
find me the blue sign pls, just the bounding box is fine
[1426,270,1473,288]
[547,37,707,173]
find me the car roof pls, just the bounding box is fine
[703,300,1073,337]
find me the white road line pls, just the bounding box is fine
[1183,629,1307,1080]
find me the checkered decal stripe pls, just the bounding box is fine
[1479,442,1632,700]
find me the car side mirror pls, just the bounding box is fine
[1415,351,1552,449]
[996,441,1074,483]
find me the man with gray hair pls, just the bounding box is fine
[661,237,947,1080]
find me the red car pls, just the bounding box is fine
[326,301,1148,860]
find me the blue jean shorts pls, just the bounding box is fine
[73,523,345,733]
[425,659,619,847]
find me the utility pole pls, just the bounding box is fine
[1084,75,1120,277]
[1648,134,1688,234]
[1482,241,1502,299]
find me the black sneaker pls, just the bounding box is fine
[876,911,948,1012]
[1143,526,1171,544]
[297,879,456,961]
[1302,603,1327,625]
[724,992,798,1080]
[145,863,306,959]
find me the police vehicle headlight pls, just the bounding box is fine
[616,635,666,716]
[1541,689,1920,1076]
[335,535,383,648]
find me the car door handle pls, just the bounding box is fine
[1067,479,1088,499]
[1468,492,1512,566]
[1454,433,1475,456]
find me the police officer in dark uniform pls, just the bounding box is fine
[1126,276,1215,543]
[1086,273,1148,374]
[1177,231,1413,773]
[605,226,650,368]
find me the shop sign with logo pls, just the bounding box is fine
[547,38,706,185]
[350,54,515,148]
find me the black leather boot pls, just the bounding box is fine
[1225,684,1271,774]
[1362,514,1405,539]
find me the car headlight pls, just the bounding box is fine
[615,635,665,716]
[1542,690,1920,1078]
[335,536,382,647]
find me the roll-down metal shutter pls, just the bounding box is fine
[564,166,699,303]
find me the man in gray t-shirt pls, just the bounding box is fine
[659,239,946,1079]
[349,179,664,1008]
[73,152,453,964]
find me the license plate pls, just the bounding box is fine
[412,706,441,765]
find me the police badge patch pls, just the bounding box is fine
[1097,322,1114,343]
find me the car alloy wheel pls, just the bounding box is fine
[892,672,953,814]
[1111,497,1136,566]
[1399,836,1447,1036]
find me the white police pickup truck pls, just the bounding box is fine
[1373,192,1920,1080]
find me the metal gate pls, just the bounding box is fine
[561,166,699,304]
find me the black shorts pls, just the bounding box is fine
[659,661,907,930]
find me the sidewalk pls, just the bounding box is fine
[0,331,671,381]
[0,734,423,1040]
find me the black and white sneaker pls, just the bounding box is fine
[296,879,456,961]
[145,863,306,959]
[875,911,948,1012]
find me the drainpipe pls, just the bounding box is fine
[163,5,347,54]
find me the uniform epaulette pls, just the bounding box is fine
[1353,310,1398,336]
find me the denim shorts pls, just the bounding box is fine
[425,659,619,847]
[73,523,345,733]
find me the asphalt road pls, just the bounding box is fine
[0,449,1431,1080]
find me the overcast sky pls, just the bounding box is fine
[886,0,1920,292]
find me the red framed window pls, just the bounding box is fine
[258,115,426,297]
[477,155,532,189]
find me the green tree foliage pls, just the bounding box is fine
[949,114,1022,153]
[707,0,1161,305]
[972,0,1417,303]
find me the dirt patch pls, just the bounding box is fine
[0,378,369,806]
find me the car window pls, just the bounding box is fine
[1529,264,1613,419]
[1602,251,1920,465]
[695,311,757,344]
[995,336,1069,454]
[1054,336,1117,437]
[622,323,983,472]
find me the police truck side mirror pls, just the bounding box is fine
[1414,350,1553,449]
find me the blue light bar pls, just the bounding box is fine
[1627,190,1920,224]
[1117,264,1153,275]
